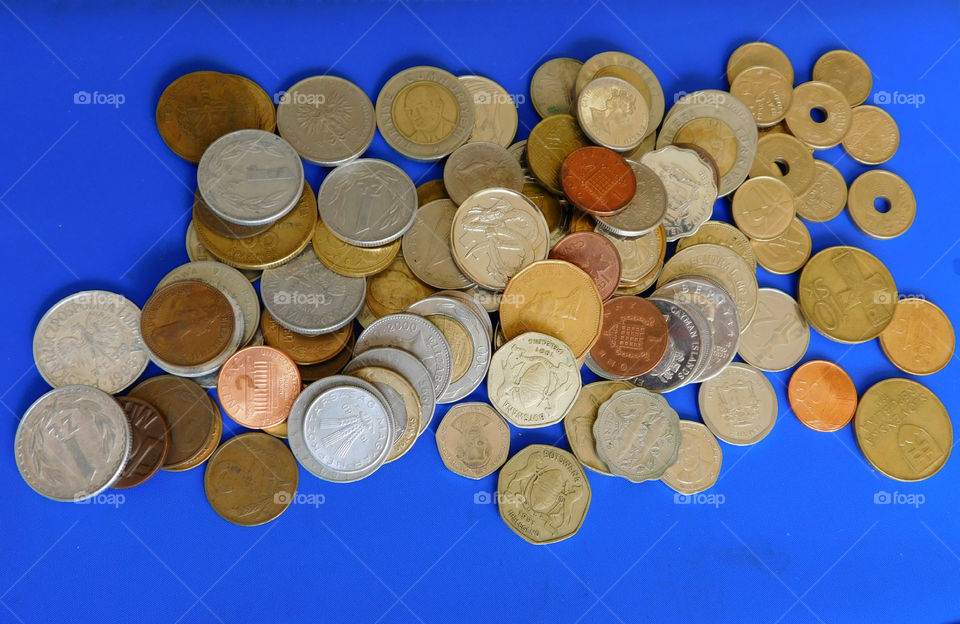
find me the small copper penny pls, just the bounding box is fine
[788,360,858,432]
[260,309,353,365]
[589,295,669,378]
[549,231,622,300]
[560,146,636,217]
[140,280,235,368]
[113,396,170,488]
[217,346,301,429]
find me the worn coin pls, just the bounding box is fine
[631,298,705,393]
[731,176,796,241]
[312,217,400,278]
[788,360,858,432]
[530,57,583,118]
[217,346,301,429]
[727,41,795,85]
[660,421,722,495]
[879,297,955,376]
[459,75,518,147]
[594,388,681,482]
[443,141,525,205]
[698,362,777,445]
[526,114,591,194]
[729,66,792,127]
[639,145,717,241]
[594,161,667,238]
[112,396,170,489]
[795,160,847,222]
[841,105,899,164]
[436,402,509,479]
[784,81,851,149]
[847,169,915,239]
[260,309,352,365]
[185,221,261,282]
[563,381,631,475]
[750,217,812,275]
[561,146,636,217]
[737,288,809,371]
[365,255,437,318]
[812,49,872,106]
[748,133,815,196]
[675,220,757,271]
[356,313,453,398]
[577,76,648,151]
[605,225,666,288]
[342,347,436,435]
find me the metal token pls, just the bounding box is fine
[435,402,509,479]
[217,346,301,429]
[812,49,872,106]
[443,141,525,205]
[698,363,777,445]
[365,255,436,318]
[561,146,636,217]
[312,218,400,278]
[748,133,815,196]
[737,288,809,372]
[842,105,899,165]
[879,298,955,376]
[795,160,847,222]
[563,381,632,475]
[260,309,352,365]
[548,231,622,301]
[113,396,170,489]
[726,41,794,84]
[784,82,852,149]
[750,217,812,275]
[729,66,792,127]
[631,298,705,393]
[345,366,412,458]
[788,360,858,432]
[576,51,665,138]
[675,220,757,271]
[640,146,717,241]
[185,221,261,282]
[731,176,796,241]
[526,114,591,194]
[589,296,668,378]
[341,347,436,436]
[355,313,453,399]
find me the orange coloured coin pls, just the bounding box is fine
[788,360,858,432]
[589,296,668,378]
[560,146,636,217]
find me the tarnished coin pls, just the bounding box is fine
[631,298,705,393]
[435,402,509,479]
[217,346,301,429]
[298,334,354,381]
[499,260,604,360]
[450,188,550,290]
[561,146,636,217]
[549,231,622,300]
[497,444,590,544]
[855,378,952,481]
[204,432,299,526]
[316,158,417,247]
[260,310,352,366]
[750,217,812,275]
[33,290,148,394]
[594,161,667,238]
[417,178,449,205]
[730,65,792,127]
[401,199,473,289]
[345,365,420,461]
[795,160,847,222]
[443,142,525,205]
[15,385,131,501]
[576,51,665,138]
[639,146,717,241]
[459,75,518,147]
[842,105,899,164]
[563,381,632,475]
[590,296,668,378]
[698,363,777,445]
[197,129,304,226]
[675,221,757,271]
[530,57,583,118]
[435,289,494,340]
[812,50,872,106]
[847,169,915,239]
[798,246,897,343]
[748,133,815,196]
[608,226,667,292]
[660,421,722,495]
[376,66,475,161]
[113,396,170,489]
[737,288,809,371]
[261,249,366,335]
[785,82,852,149]
[277,75,375,166]
[577,76,648,151]
[365,255,436,318]
[193,188,271,239]
[526,114,591,194]
[594,388,681,482]
[731,176,796,241]
[523,181,570,246]
[312,218,400,278]
[185,221,261,282]
[727,41,794,85]
[880,298,955,376]
[342,347,436,435]
[355,313,453,398]
[788,360,858,432]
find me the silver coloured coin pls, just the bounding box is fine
[156,261,260,347]
[530,57,583,118]
[33,290,149,394]
[576,51,665,139]
[15,385,131,501]
[316,158,417,247]
[261,248,365,335]
[434,289,493,340]
[459,75,518,147]
[402,199,474,289]
[354,375,406,447]
[631,298,704,393]
[185,221,261,282]
[342,347,436,435]
[443,141,525,205]
[277,75,375,166]
[375,66,475,161]
[355,313,454,399]
[698,362,777,445]
[640,146,717,242]
[678,298,715,385]
[583,352,626,381]
[577,76,649,151]
[593,388,681,482]
[738,288,809,372]
[595,160,667,238]
[197,129,305,226]
[406,295,491,403]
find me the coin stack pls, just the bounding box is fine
[14,45,954,541]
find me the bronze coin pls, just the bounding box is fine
[113,396,170,489]
[217,346,302,429]
[549,231,622,300]
[140,280,235,368]
[127,375,222,471]
[260,309,353,365]
[589,295,669,378]
[561,146,636,216]
[298,336,355,381]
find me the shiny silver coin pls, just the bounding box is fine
[630,298,705,393]
[434,289,493,340]
[443,141,525,205]
[575,51,665,139]
[15,385,132,501]
[197,129,304,226]
[343,347,436,436]
[355,313,453,399]
[678,298,715,384]
[261,248,365,335]
[316,158,417,247]
[640,145,717,242]
[33,290,149,394]
[277,75,375,166]
[595,160,667,238]
[402,199,475,290]
[737,288,809,372]
[577,76,649,152]
[698,362,777,445]
[185,221,261,282]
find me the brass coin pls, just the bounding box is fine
[730,66,792,127]
[798,246,897,343]
[879,298,955,375]
[784,81,852,150]
[750,217,812,275]
[855,378,952,482]
[426,314,473,382]
[312,218,400,277]
[523,182,568,245]
[596,225,664,284]
[795,160,847,222]
[731,176,796,241]
[727,41,794,85]
[416,179,449,205]
[262,420,288,439]
[530,57,583,118]
[812,50,872,106]
[623,131,657,161]
[749,133,815,196]
[348,366,421,462]
[185,221,261,282]
[569,210,595,233]
[675,220,757,272]
[195,180,317,270]
[260,309,353,365]
[526,114,591,194]
[204,432,299,526]
[435,402,510,479]
[365,255,436,318]
[659,420,723,495]
[228,74,278,134]
[673,117,738,177]
[298,336,355,381]
[842,105,900,165]
[562,381,632,476]
[847,169,915,239]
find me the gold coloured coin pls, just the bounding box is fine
[426,314,473,382]
[675,220,757,272]
[530,57,583,118]
[748,133,815,196]
[784,81,852,149]
[563,381,632,475]
[526,114,591,194]
[416,179,449,205]
[842,105,900,165]
[730,66,792,127]
[812,50,872,106]
[855,378,952,482]
[365,255,436,318]
[727,41,795,85]
[262,420,288,439]
[260,309,352,365]
[435,402,510,479]
[576,51,665,137]
[569,210,595,233]
[731,176,796,241]
[798,246,897,343]
[795,160,847,222]
[659,420,723,495]
[847,169,915,239]
[298,336,355,381]
[750,217,812,275]
[879,298,955,376]
[312,218,400,277]
[522,182,569,245]
[673,117,738,177]
[597,225,665,284]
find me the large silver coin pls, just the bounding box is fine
[355,313,453,399]
[593,388,681,482]
[630,298,704,393]
[434,289,493,340]
[575,51,665,139]
[33,291,149,394]
[640,146,717,242]
[15,385,131,501]
[698,362,777,445]
[402,199,474,290]
[261,249,365,335]
[342,347,436,435]
[595,160,667,238]
[316,158,417,247]
[197,129,304,226]
[443,141,525,205]
[459,75,518,147]
[737,288,810,372]
[277,75,375,166]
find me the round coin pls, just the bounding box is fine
[788,360,858,432]
[193,188,271,239]
[660,420,722,495]
[342,347,436,436]
[748,133,815,196]
[631,298,705,393]
[365,255,437,318]
[561,147,636,217]
[795,160,847,222]
[590,296,668,378]
[549,231,622,300]
[726,41,795,85]
[639,146,717,241]
[113,396,170,489]
[526,114,591,194]
[345,365,420,461]
[217,346,301,429]
[737,288,810,371]
[576,76,649,151]
[812,49,872,106]
[312,217,400,278]
[594,388,681,482]
[260,309,352,365]
[731,176,796,241]
[443,141,525,205]
[459,75,518,147]
[435,402,510,479]
[185,220,261,282]
[594,161,667,238]
[675,221,757,271]
[879,298,955,376]
[842,105,899,165]
[750,217,812,275]
[730,65,792,127]
[417,178,449,205]
[784,82,852,150]
[576,51,665,138]
[355,313,453,398]
[530,57,583,118]
[698,363,777,445]
[847,169,915,239]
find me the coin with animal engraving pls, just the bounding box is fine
[549,231,622,301]
[436,402,509,479]
[443,141,525,205]
[594,388,681,482]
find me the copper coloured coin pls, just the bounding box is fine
[113,396,170,488]
[141,280,236,368]
[590,296,669,378]
[788,360,858,432]
[549,231,622,300]
[217,346,301,428]
[260,309,353,365]
[561,146,636,216]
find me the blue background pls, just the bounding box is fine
[1,1,959,623]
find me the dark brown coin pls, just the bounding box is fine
[549,231,622,300]
[260,309,353,365]
[193,188,271,239]
[113,396,170,488]
[560,146,636,217]
[140,280,235,368]
[128,375,222,471]
[589,295,669,378]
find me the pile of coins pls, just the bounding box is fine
[14,44,954,541]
